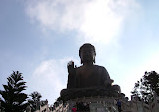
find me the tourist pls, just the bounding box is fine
[72,105,77,112]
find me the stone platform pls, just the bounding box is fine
[60,87,121,101]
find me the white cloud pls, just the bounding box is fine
[26,0,140,44]
[29,57,79,103]
[26,0,87,31]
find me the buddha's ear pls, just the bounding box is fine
[93,55,95,63]
[93,59,95,63]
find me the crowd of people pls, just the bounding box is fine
[72,102,90,112]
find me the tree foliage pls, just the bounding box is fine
[28,91,42,112]
[0,71,28,112]
[131,71,159,103]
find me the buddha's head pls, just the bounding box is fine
[79,43,96,64]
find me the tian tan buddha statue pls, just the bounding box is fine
[60,43,121,101]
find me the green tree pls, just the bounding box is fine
[131,71,159,103]
[144,71,159,95]
[0,71,28,112]
[28,91,42,112]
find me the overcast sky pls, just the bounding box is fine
[0,0,159,104]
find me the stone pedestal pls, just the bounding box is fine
[60,87,120,101]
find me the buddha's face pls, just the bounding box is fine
[80,47,95,63]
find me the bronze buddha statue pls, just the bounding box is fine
[61,43,121,100]
[67,43,114,89]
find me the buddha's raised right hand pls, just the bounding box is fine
[67,61,76,75]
